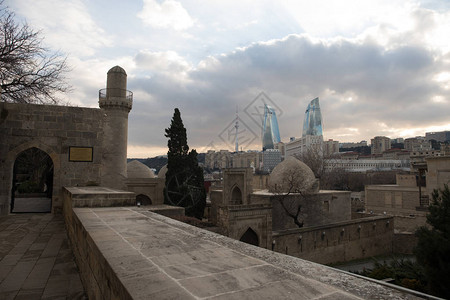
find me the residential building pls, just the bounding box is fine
[371,136,391,154]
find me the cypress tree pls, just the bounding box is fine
[415,184,450,298]
[164,108,206,219]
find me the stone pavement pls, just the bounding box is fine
[0,213,86,300]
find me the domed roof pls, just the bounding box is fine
[158,164,168,179]
[127,160,155,179]
[268,156,318,194]
[108,65,127,75]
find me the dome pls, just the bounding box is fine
[107,65,127,75]
[158,164,168,179]
[268,156,318,194]
[127,160,155,179]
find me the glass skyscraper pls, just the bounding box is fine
[302,97,323,137]
[262,104,281,150]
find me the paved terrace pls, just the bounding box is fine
[0,214,86,299]
[69,206,424,299]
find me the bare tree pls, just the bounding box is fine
[0,2,70,104]
[295,144,324,179]
[269,157,318,228]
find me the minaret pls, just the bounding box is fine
[99,66,133,189]
[234,106,239,152]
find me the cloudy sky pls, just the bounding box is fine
[7,0,450,157]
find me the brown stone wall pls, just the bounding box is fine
[271,191,351,231]
[393,232,418,254]
[272,216,394,264]
[209,189,223,225]
[225,204,273,249]
[365,185,423,212]
[426,156,450,197]
[63,189,133,300]
[125,178,165,205]
[0,103,104,215]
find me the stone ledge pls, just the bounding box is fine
[66,206,425,299]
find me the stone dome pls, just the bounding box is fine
[158,164,168,179]
[108,65,127,75]
[268,156,318,194]
[127,160,155,179]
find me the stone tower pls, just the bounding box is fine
[99,66,133,189]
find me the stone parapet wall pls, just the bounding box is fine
[63,191,133,299]
[272,216,394,265]
[62,204,424,299]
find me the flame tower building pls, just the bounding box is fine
[262,104,281,151]
[302,97,323,137]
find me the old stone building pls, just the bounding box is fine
[0,66,140,215]
[210,157,394,264]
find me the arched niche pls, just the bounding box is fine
[136,194,152,206]
[11,147,53,213]
[239,227,259,246]
[230,185,242,205]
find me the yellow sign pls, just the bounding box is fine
[69,147,93,162]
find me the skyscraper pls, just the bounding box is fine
[262,104,281,151]
[302,97,323,137]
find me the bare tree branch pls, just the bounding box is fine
[0,2,71,104]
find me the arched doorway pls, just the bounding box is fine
[230,186,242,205]
[239,227,259,246]
[136,194,152,206]
[11,148,53,213]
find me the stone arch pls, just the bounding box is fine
[11,147,54,213]
[136,194,152,206]
[230,185,242,205]
[239,227,259,246]
[5,140,60,214]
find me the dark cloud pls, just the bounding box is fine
[128,34,447,152]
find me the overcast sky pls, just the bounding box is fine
[7,0,450,157]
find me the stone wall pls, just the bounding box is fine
[218,204,273,249]
[365,184,427,232]
[269,191,351,231]
[365,185,422,213]
[62,188,136,300]
[0,102,104,215]
[272,216,394,265]
[393,232,418,255]
[125,178,165,205]
[426,155,450,197]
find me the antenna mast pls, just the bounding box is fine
[235,106,239,152]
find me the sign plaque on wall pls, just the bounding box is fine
[69,147,93,162]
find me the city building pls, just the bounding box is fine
[262,104,281,150]
[285,135,323,158]
[205,150,232,169]
[302,97,323,137]
[262,149,281,172]
[324,158,410,173]
[323,139,339,157]
[274,142,285,160]
[232,151,262,170]
[425,130,450,142]
[404,137,431,151]
[371,136,391,154]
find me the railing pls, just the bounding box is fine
[98,88,133,101]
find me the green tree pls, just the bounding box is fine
[164,108,206,219]
[415,184,450,298]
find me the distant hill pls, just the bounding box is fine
[128,152,205,174]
